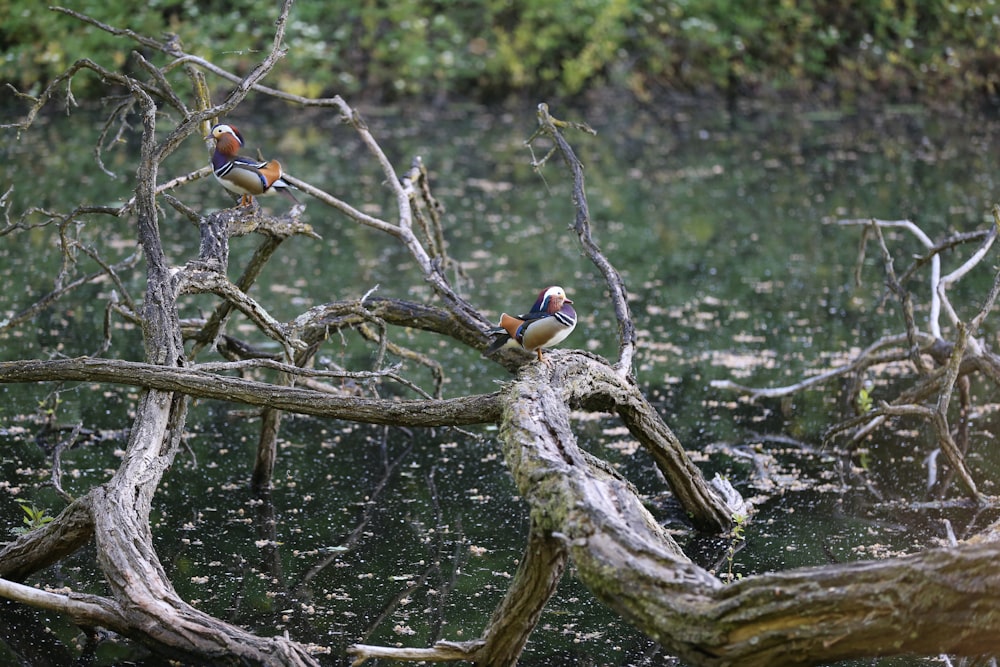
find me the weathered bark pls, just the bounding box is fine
[252,406,285,492]
[0,4,329,664]
[473,526,568,664]
[76,390,317,665]
[0,357,503,426]
[557,354,735,532]
[497,356,1000,667]
[5,7,998,666]
[0,501,94,582]
[190,224,296,357]
[292,296,491,356]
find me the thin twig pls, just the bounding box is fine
[51,422,83,503]
[835,218,941,338]
[530,103,636,377]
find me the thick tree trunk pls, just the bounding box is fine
[557,355,735,531]
[24,349,1000,666]
[499,355,1000,667]
[0,9,326,660]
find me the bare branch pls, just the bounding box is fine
[0,577,124,629]
[936,224,997,356]
[120,167,213,214]
[531,103,636,377]
[835,217,942,337]
[0,250,141,334]
[50,7,179,54]
[348,640,483,666]
[179,268,307,360]
[711,332,922,399]
[281,174,401,235]
[192,358,402,379]
[0,357,502,427]
[869,220,930,374]
[726,215,999,499]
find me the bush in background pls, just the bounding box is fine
[2,0,999,105]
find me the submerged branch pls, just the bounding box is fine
[11,6,999,664]
[349,523,566,666]
[726,216,1000,500]
[711,332,927,399]
[834,217,943,339]
[350,352,734,664]
[559,354,737,531]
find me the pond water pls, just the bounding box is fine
[1,98,1000,666]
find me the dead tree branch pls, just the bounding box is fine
[0,358,501,426]
[0,3,327,664]
[716,213,1000,501]
[7,5,1000,666]
[528,103,637,377]
[488,358,1000,666]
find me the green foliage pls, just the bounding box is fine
[10,501,54,535]
[858,449,871,471]
[724,510,746,583]
[0,1,277,96]
[2,0,1000,102]
[856,382,874,414]
[37,393,62,417]
[623,0,1000,100]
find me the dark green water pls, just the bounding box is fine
[1,100,999,665]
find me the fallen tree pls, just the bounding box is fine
[2,5,1000,666]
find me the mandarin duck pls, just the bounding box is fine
[485,286,577,362]
[207,123,299,206]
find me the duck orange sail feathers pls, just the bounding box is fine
[207,124,300,206]
[485,286,577,362]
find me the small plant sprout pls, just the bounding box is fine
[725,511,747,583]
[856,378,875,414]
[10,501,54,536]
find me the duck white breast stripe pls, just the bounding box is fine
[553,312,576,326]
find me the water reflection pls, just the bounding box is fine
[2,101,1000,665]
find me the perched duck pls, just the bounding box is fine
[485,285,577,362]
[207,123,299,206]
